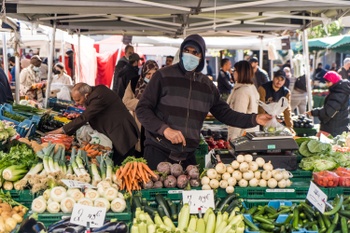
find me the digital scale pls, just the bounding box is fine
[208,131,300,170]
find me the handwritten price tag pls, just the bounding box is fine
[61,179,96,189]
[70,203,106,228]
[182,190,215,214]
[307,181,328,213]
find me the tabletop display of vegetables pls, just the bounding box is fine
[243,195,350,233]
[131,195,245,233]
[201,154,292,193]
[0,190,28,233]
[77,141,112,158]
[31,183,126,214]
[144,162,200,190]
[115,157,159,194]
[0,121,17,142]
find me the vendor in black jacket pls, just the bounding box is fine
[307,71,350,137]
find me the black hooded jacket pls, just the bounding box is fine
[136,34,258,156]
[311,80,350,136]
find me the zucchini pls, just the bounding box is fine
[243,215,259,231]
[253,215,273,225]
[155,194,171,218]
[216,194,237,213]
[132,195,142,211]
[167,200,178,221]
[341,216,349,233]
[259,223,275,231]
[157,206,166,218]
[142,205,157,218]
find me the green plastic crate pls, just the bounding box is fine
[8,189,35,208]
[290,170,312,178]
[139,188,189,201]
[243,199,304,209]
[37,203,132,227]
[327,187,349,199]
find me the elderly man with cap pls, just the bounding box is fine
[19,55,45,102]
[249,57,269,89]
[338,57,350,80]
[136,34,272,170]
[115,53,141,99]
[258,70,294,133]
[307,71,350,137]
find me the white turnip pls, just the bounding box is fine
[163,175,177,188]
[170,163,184,177]
[157,162,172,175]
[177,174,189,189]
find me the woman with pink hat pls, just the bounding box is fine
[306,71,350,137]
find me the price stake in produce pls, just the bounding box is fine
[61,179,96,189]
[70,203,106,228]
[182,190,215,214]
[307,181,327,213]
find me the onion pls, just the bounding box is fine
[232,171,242,181]
[259,179,267,187]
[236,155,245,163]
[221,172,231,180]
[206,169,217,179]
[226,166,234,174]
[286,179,292,187]
[282,170,291,179]
[215,163,227,174]
[244,154,253,163]
[278,179,287,188]
[201,176,210,185]
[255,157,265,167]
[219,180,229,189]
[227,177,237,186]
[261,170,272,180]
[238,179,248,187]
[243,171,254,181]
[239,162,249,172]
[226,186,235,194]
[249,178,259,187]
[202,184,211,190]
[249,162,259,172]
[231,160,240,169]
[273,171,284,181]
[263,161,273,171]
[267,178,278,188]
[254,171,261,179]
[209,179,220,189]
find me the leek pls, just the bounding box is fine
[97,156,106,180]
[2,164,28,181]
[104,156,114,182]
[31,197,47,213]
[90,163,102,186]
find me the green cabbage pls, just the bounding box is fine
[312,159,338,172]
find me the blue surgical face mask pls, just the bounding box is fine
[182,53,200,71]
[144,77,150,83]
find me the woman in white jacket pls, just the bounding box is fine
[227,60,260,140]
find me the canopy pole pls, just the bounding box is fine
[44,21,56,108]
[61,33,65,68]
[259,36,263,70]
[14,31,21,103]
[110,42,123,89]
[77,31,81,83]
[2,33,9,80]
[302,29,313,114]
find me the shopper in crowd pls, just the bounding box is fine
[283,66,291,89]
[0,67,13,104]
[338,57,350,80]
[164,56,174,67]
[112,45,134,93]
[206,60,214,78]
[258,70,294,133]
[48,82,139,165]
[306,71,350,137]
[136,34,272,170]
[123,60,159,158]
[331,62,337,71]
[226,60,259,140]
[52,62,73,85]
[115,53,141,99]
[19,55,44,101]
[9,56,16,85]
[313,62,327,83]
[249,57,269,89]
[217,58,233,101]
[285,67,308,115]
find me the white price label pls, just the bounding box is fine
[70,203,106,228]
[61,179,96,189]
[182,190,215,214]
[307,181,328,213]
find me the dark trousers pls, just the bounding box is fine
[112,147,135,166]
[143,144,197,170]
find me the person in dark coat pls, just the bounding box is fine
[0,67,13,104]
[307,71,350,137]
[217,58,233,101]
[48,83,140,165]
[112,45,134,93]
[249,57,269,89]
[115,53,140,99]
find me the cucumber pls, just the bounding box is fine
[216,193,237,213]
[155,194,171,218]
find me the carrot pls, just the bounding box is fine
[141,163,158,179]
[116,166,123,179]
[137,162,148,183]
[91,150,99,157]
[119,162,132,178]
[131,161,138,180]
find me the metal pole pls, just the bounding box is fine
[14,31,21,103]
[259,36,263,68]
[77,32,81,83]
[44,21,56,108]
[2,33,8,80]
[61,33,65,69]
[302,29,313,113]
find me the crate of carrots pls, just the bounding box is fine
[313,170,339,187]
[78,142,112,158]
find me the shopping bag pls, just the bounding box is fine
[259,97,289,133]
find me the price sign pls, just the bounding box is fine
[307,181,328,213]
[61,179,96,189]
[182,190,215,214]
[70,203,106,228]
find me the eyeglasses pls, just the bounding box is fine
[183,48,200,56]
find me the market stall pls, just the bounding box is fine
[0,100,349,233]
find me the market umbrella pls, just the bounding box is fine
[291,39,329,53]
[327,35,350,52]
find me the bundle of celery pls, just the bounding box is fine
[131,204,245,233]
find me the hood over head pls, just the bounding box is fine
[179,34,206,72]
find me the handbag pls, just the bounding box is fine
[294,75,307,92]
